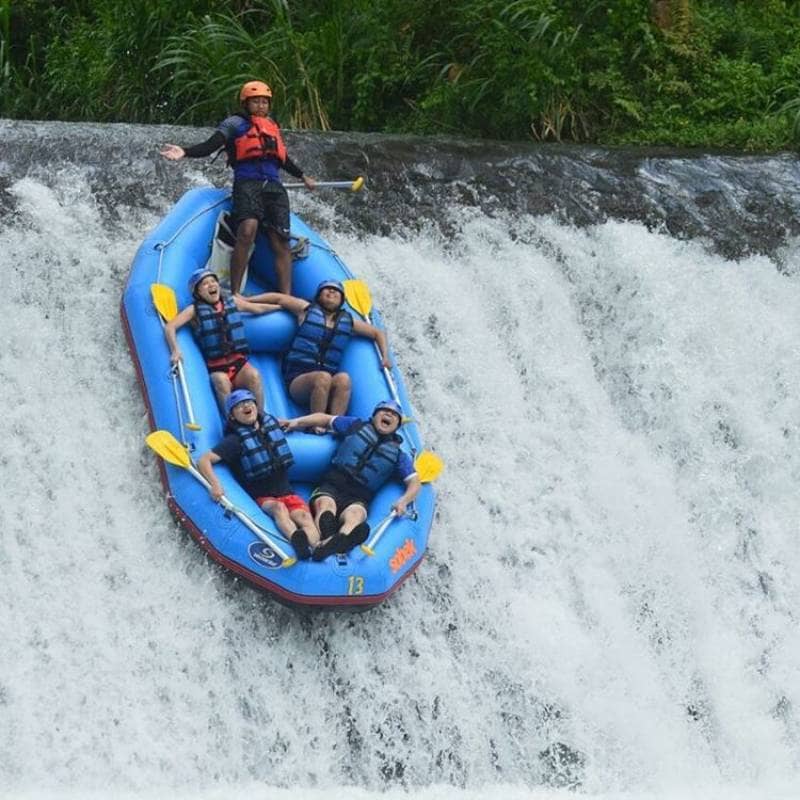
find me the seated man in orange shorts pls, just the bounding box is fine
[164,268,278,411]
[197,389,319,559]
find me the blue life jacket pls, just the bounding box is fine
[331,421,402,492]
[230,413,294,482]
[193,295,249,361]
[283,303,353,377]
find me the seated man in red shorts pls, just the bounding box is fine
[197,389,319,559]
[164,268,278,411]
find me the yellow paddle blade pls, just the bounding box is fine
[351,176,365,192]
[415,450,444,483]
[146,430,191,468]
[151,283,178,322]
[343,279,372,317]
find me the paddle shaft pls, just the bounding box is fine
[359,307,402,405]
[151,284,201,431]
[175,361,200,430]
[361,511,398,556]
[361,306,424,525]
[169,365,188,443]
[283,180,353,189]
[185,462,294,564]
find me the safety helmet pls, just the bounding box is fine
[187,268,218,296]
[372,400,403,421]
[315,279,345,300]
[225,389,257,417]
[240,81,273,103]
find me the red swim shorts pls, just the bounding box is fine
[206,353,248,382]
[256,494,310,514]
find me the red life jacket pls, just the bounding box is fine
[233,116,287,164]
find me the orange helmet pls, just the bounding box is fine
[239,81,272,103]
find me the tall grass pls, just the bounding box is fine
[156,3,330,129]
[3,0,800,149]
[0,0,10,114]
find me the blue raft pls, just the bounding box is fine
[121,187,436,608]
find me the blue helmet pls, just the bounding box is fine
[225,389,257,417]
[315,279,345,301]
[188,268,218,296]
[372,399,403,421]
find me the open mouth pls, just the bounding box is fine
[235,403,257,420]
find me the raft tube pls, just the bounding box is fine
[121,187,436,608]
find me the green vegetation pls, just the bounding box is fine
[2,0,800,150]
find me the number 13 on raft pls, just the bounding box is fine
[347,575,365,595]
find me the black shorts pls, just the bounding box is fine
[310,469,372,515]
[232,179,291,239]
[283,365,335,392]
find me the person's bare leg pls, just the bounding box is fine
[338,503,368,536]
[260,499,295,538]
[235,363,264,411]
[289,372,332,413]
[267,229,292,295]
[335,503,370,553]
[231,218,258,293]
[290,508,320,547]
[210,372,233,410]
[309,372,334,414]
[312,495,338,541]
[328,372,352,415]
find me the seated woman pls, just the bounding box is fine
[246,279,389,421]
[164,269,279,410]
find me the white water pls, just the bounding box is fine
[1,162,799,800]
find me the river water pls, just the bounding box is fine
[1,120,799,799]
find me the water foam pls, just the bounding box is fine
[1,163,798,799]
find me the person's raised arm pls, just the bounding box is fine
[353,319,390,368]
[160,144,186,160]
[392,475,422,516]
[281,412,335,432]
[232,295,281,315]
[282,154,315,189]
[160,131,226,161]
[163,305,196,365]
[242,292,308,317]
[197,450,225,501]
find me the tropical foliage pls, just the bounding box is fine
[2,0,800,149]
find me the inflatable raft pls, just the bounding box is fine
[121,186,438,608]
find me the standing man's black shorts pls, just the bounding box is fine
[232,179,291,240]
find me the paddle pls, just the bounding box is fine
[343,278,402,403]
[282,177,365,192]
[146,430,297,567]
[343,277,443,551]
[360,450,444,556]
[150,283,201,432]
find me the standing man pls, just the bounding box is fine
[160,80,316,294]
